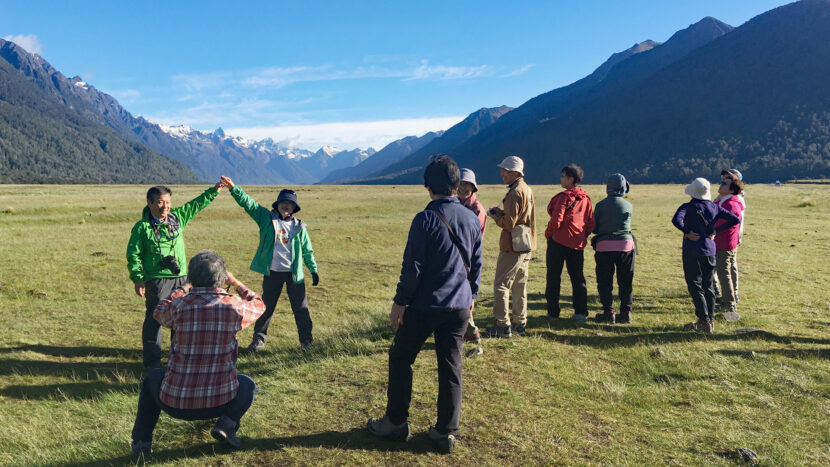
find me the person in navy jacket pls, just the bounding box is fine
[367,155,482,454]
[672,178,739,333]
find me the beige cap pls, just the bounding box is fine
[497,155,524,176]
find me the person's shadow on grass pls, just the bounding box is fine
[75,427,436,466]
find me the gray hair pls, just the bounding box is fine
[187,249,227,288]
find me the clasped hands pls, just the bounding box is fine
[684,232,715,241]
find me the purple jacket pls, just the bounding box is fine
[672,198,740,256]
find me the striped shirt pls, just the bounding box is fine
[153,285,265,409]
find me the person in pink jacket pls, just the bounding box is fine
[714,178,745,322]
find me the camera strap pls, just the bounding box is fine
[150,213,181,265]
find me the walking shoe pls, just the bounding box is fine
[684,320,713,333]
[131,440,152,463]
[547,312,560,321]
[428,426,456,454]
[464,330,482,345]
[594,311,615,324]
[484,325,512,338]
[512,323,527,336]
[616,311,632,324]
[366,415,410,442]
[241,337,265,355]
[465,346,483,358]
[572,313,587,325]
[211,416,241,448]
[300,341,313,352]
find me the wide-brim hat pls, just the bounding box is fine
[497,156,524,176]
[272,189,301,213]
[684,177,711,201]
[460,168,478,192]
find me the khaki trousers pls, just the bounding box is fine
[493,251,531,327]
[716,249,738,310]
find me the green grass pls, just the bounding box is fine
[0,183,828,466]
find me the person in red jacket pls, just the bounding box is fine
[544,164,595,323]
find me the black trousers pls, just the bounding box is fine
[595,250,635,313]
[682,253,716,321]
[142,276,187,368]
[386,307,469,436]
[545,238,588,316]
[254,271,313,346]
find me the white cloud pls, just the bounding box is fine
[408,60,489,81]
[225,116,464,151]
[3,34,42,54]
[170,59,493,91]
[502,64,533,78]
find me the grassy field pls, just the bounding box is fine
[0,182,828,466]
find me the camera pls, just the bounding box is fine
[160,255,181,275]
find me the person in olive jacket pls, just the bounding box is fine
[127,181,226,370]
[220,176,319,353]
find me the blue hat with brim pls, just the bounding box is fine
[272,189,301,213]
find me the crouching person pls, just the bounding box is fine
[367,155,482,454]
[131,250,265,462]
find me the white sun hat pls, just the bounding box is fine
[684,177,711,201]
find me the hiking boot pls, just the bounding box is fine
[512,323,527,336]
[242,337,265,355]
[594,311,615,324]
[484,325,512,338]
[428,425,456,454]
[684,320,712,333]
[131,440,152,463]
[366,415,410,442]
[572,313,587,325]
[617,311,632,324]
[300,340,313,352]
[547,312,560,321]
[464,330,482,345]
[211,416,241,448]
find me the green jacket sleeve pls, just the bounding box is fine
[126,223,145,283]
[171,186,219,228]
[300,228,318,273]
[230,185,270,225]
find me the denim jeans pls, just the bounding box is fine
[256,271,313,346]
[131,368,257,443]
[142,277,187,368]
[386,307,469,436]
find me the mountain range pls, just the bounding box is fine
[3,0,830,184]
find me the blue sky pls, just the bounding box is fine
[2,0,791,150]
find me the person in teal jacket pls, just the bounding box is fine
[220,176,319,353]
[127,181,225,369]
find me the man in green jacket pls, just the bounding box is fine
[219,176,319,353]
[127,181,225,370]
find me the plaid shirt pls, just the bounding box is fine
[153,285,265,409]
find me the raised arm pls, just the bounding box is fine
[153,286,189,329]
[172,185,219,228]
[226,177,270,225]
